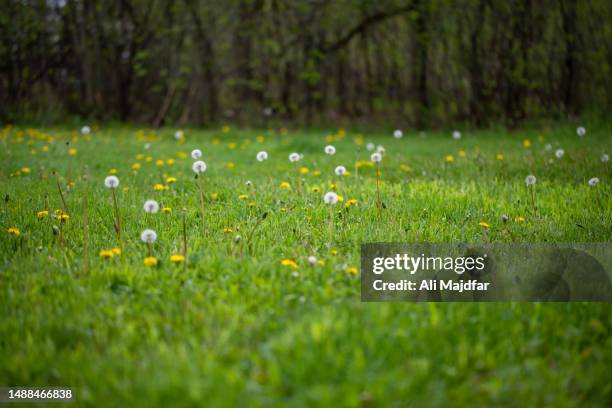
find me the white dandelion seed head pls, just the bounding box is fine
[307,255,317,265]
[144,143,151,150]
[140,229,157,243]
[393,129,403,139]
[577,126,586,137]
[602,153,609,163]
[525,175,537,186]
[191,149,202,159]
[588,177,600,187]
[371,152,382,163]
[555,149,565,159]
[143,199,160,214]
[256,151,268,162]
[452,130,461,140]
[234,234,242,243]
[334,165,346,176]
[366,143,375,151]
[245,180,252,186]
[376,145,385,154]
[289,152,300,162]
[81,125,91,135]
[324,145,336,155]
[545,143,552,151]
[323,191,339,205]
[104,175,119,189]
[192,160,207,174]
[174,130,184,139]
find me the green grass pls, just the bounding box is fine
[1,124,611,407]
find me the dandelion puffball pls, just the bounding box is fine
[140,229,157,243]
[191,149,202,159]
[393,129,403,139]
[175,130,184,139]
[588,177,600,187]
[525,175,537,186]
[555,149,565,159]
[335,165,346,176]
[323,191,339,205]
[307,255,317,265]
[602,153,609,163]
[104,175,120,189]
[371,152,382,163]
[289,152,300,162]
[577,126,586,137]
[452,131,461,140]
[256,151,268,161]
[366,143,375,151]
[81,126,91,135]
[324,145,336,155]
[192,160,207,174]
[376,145,385,154]
[144,199,160,214]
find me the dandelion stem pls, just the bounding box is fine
[375,163,381,219]
[328,205,334,248]
[196,176,206,234]
[182,209,188,258]
[56,177,67,212]
[111,188,122,244]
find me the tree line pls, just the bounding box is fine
[1,0,610,127]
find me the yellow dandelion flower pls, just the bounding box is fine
[256,135,265,143]
[225,162,235,169]
[337,195,344,202]
[145,156,153,162]
[329,183,336,190]
[356,160,374,168]
[42,145,49,152]
[68,148,77,156]
[122,187,129,192]
[99,249,114,259]
[478,221,490,228]
[222,125,231,133]
[111,248,122,256]
[170,254,185,264]
[346,198,358,207]
[330,249,338,256]
[223,227,233,233]
[153,183,168,191]
[247,202,255,207]
[143,257,158,267]
[458,150,466,158]
[514,216,525,223]
[109,168,118,174]
[312,170,321,176]
[37,210,49,219]
[59,214,70,221]
[346,266,359,275]
[211,192,219,200]
[21,167,31,174]
[400,164,413,173]
[7,227,20,237]
[280,259,298,269]
[162,207,172,214]
[136,153,145,160]
[132,162,141,170]
[238,194,249,200]
[155,159,164,167]
[228,142,237,149]
[299,167,309,174]
[445,155,455,162]
[281,207,287,212]
[177,152,188,159]
[279,181,290,189]
[166,159,175,165]
[311,186,320,193]
[496,153,504,161]
[166,176,177,183]
[523,139,531,148]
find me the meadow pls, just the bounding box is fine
[1,123,611,407]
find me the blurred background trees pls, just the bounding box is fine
[1,0,610,127]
